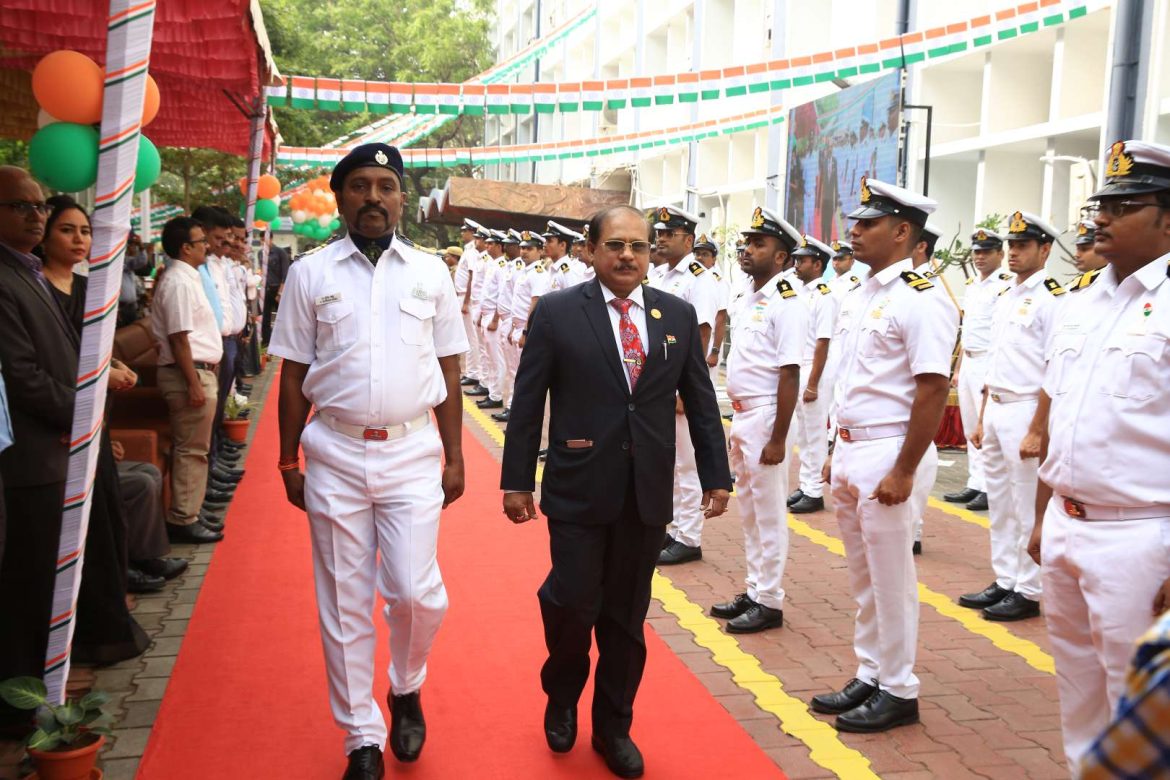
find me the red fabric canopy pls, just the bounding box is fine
[0,0,274,157]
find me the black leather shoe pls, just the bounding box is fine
[127,567,166,594]
[388,692,425,762]
[958,582,1010,609]
[464,385,489,397]
[710,593,755,619]
[965,491,989,511]
[166,522,223,544]
[544,701,576,753]
[943,487,980,503]
[200,517,224,533]
[477,397,504,409]
[216,454,242,468]
[237,409,251,419]
[203,489,234,504]
[538,449,548,461]
[591,734,644,779]
[787,489,805,507]
[789,495,825,514]
[133,557,188,580]
[342,745,384,780]
[810,678,878,715]
[460,376,479,386]
[491,409,510,422]
[236,382,253,392]
[727,604,783,633]
[657,540,701,566]
[208,477,237,493]
[983,591,1040,622]
[221,441,246,452]
[835,690,919,733]
[912,540,922,555]
[211,466,244,481]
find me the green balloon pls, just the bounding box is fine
[255,198,279,222]
[29,123,99,192]
[329,218,340,230]
[134,136,161,194]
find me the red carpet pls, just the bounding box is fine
[137,384,785,779]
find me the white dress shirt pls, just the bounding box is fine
[206,254,246,335]
[725,276,808,400]
[469,249,490,305]
[268,233,469,427]
[793,278,840,365]
[454,243,476,294]
[152,260,225,365]
[599,282,648,392]
[648,254,718,329]
[961,271,1013,353]
[510,261,545,330]
[983,271,1062,395]
[549,257,588,292]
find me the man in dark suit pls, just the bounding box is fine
[501,204,731,778]
[0,166,79,727]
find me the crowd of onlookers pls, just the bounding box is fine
[0,164,292,732]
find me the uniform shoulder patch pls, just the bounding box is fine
[397,235,417,248]
[641,276,650,285]
[965,276,974,286]
[295,234,340,261]
[849,275,859,283]
[900,270,935,291]
[1043,277,1066,296]
[498,259,506,267]
[816,282,831,295]
[689,260,705,277]
[777,278,797,299]
[997,286,1009,297]
[712,269,722,281]
[535,264,544,273]
[1070,268,1100,292]
[558,261,570,273]
[998,272,1012,280]
[923,270,937,278]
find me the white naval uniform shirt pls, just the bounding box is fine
[793,278,840,366]
[835,258,959,427]
[268,234,469,427]
[468,248,490,306]
[510,261,547,330]
[496,258,524,330]
[1040,257,1170,507]
[725,276,808,399]
[829,269,866,301]
[549,257,587,292]
[649,254,718,328]
[479,255,506,317]
[647,262,669,287]
[453,243,476,294]
[961,272,1013,353]
[152,260,225,365]
[983,271,1062,395]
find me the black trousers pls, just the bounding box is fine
[539,483,666,739]
[261,286,280,346]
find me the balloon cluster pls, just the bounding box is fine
[287,176,341,241]
[28,50,162,194]
[238,174,282,229]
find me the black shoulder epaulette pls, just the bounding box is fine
[816,282,831,295]
[1070,268,1101,292]
[558,261,570,273]
[900,270,934,291]
[294,234,339,261]
[398,235,417,248]
[923,270,937,278]
[999,272,1012,280]
[712,269,722,281]
[640,276,649,285]
[689,260,705,277]
[849,275,859,283]
[1044,277,1066,296]
[965,277,974,286]
[497,259,506,268]
[535,264,544,273]
[777,279,797,299]
[514,259,524,269]
[997,286,1009,297]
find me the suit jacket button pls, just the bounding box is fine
[627,403,635,412]
[621,441,630,451]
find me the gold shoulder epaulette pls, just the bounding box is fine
[965,277,974,286]
[923,270,937,278]
[777,279,797,299]
[1044,277,1066,296]
[497,259,506,267]
[641,276,649,285]
[712,269,722,281]
[999,272,1012,280]
[558,261,570,273]
[900,270,934,291]
[816,282,831,295]
[535,264,544,273]
[849,275,859,283]
[689,260,705,276]
[1070,268,1100,292]
[296,234,339,260]
[997,286,1009,297]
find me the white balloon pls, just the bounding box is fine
[37,109,60,128]
[317,214,332,227]
[292,209,308,223]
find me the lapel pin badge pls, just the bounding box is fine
[665,334,676,344]
[650,308,662,319]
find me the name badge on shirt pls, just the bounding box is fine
[410,283,430,301]
[315,292,343,307]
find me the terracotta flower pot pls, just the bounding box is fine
[28,734,104,780]
[223,418,250,443]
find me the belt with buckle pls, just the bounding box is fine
[1060,497,1170,522]
[729,397,776,413]
[988,390,1039,404]
[160,362,219,372]
[836,422,908,443]
[318,412,430,442]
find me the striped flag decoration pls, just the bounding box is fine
[652,75,676,105]
[486,84,510,114]
[677,72,699,102]
[264,75,287,107]
[699,69,721,100]
[746,63,770,93]
[462,84,485,115]
[812,51,836,82]
[533,83,557,113]
[389,82,413,113]
[722,66,747,97]
[436,84,462,115]
[581,80,605,111]
[605,78,629,110]
[832,48,858,79]
[414,83,440,114]
[509,84,534,113]
[341,79,366,112]
[629,77,652,107]
[366,81,390,114]
[317,77,342,110]
[898,31,927,66]
[557,82,580,112]
[290,76,315,109]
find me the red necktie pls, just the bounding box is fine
[610,298,645,390]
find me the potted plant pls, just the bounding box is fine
[0,676,112,780]
[223,396,250,443]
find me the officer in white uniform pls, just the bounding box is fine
[811,178,958,734]
[1030,140,1170,771]
[958,213,1063,621]
[694,233,730,391]
[269,143,468,778]
[647,205,720,565]
[491,230,525,422]
[944,230,1011,511]
[545,221,587,292]
[710,208,808,634]
[464,225,493,399]
[787,236,839,515]
[476,231,508,410]
[455,219,483,387]
[510,231,548,349]
[1072,220,1107,274]
[825,241,866,438]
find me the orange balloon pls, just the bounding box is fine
[141,74,160,126]
[254,220,269,229]
[239,176,248,195]
[257,174,281,200]
[32,50,103,125]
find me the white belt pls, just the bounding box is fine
[837,422,908,443]
[1060,497,1170,522]
[729,396,776,412]
[318,411,430,442]
[988,390,1038,404]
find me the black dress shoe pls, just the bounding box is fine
[460,376,479,386]
[200,516,224,533]
[477,397,504,409]
[591,734,644,779]
[912,540,922,555]
[208,478,238,493]
[538,448,548,461]
[965,491,989,511]
[127,567,166,594]
[983,591,1040,622]
[710,593,756,619]
[789,495,825,514]
[810,678,878,714]
[657,540,701,566]
[491,409,510,422]
[727,604,784,634]
[237,409,252,419]
[787,489,805,507]
[221,441,246,452]
[835,690,919,733]
[544,701,576,753]
[236,382,253,392]
[943,487,980,503]
[203,489,234,504]
[342,745,384,780]
[464,385,489,397]
[216,454,242,467]
[388,692,425,762]
[958,582,1011,609]
[166,522,223,544]
[212,466,245,480]
[133,557,188,580]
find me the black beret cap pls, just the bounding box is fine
[330,143,405,192]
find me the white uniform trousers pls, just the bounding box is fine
[301,418,448,754]
[479,314,504,402]
[727,405,789,609]
[957,352,989,492]
[460,305,481,380]
[831,434,934,699]
[472,305,492,388]
[1040,500,1170,769]
[910,443,936,545]
[498,326,520,409]
[668,411,705,547]
[794,364,831,499]
[982,397,1042,598]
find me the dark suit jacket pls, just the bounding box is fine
[501,278,731,525]
[0,245,79,487]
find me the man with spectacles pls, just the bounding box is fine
[1025,139,1170,770]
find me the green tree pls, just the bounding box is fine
[155,148,248,215]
